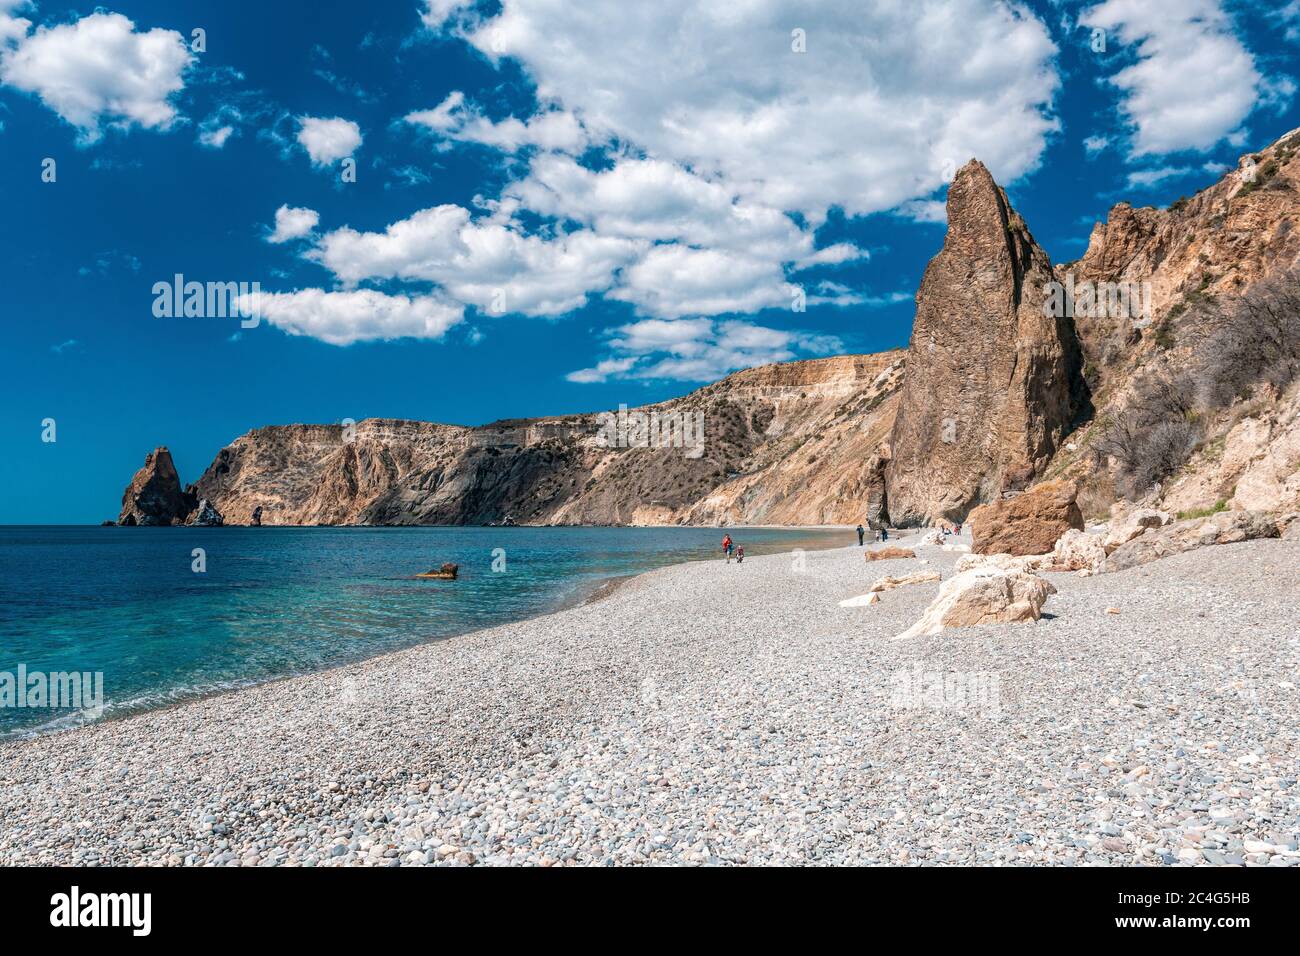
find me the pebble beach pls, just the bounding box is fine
[1,533,1297,866]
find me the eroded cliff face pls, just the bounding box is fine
[1048,127,1300,518]
[118,131,1300,528]
[884,160,1088,525]
[178,352,904,526]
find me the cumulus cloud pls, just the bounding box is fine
[1079,0,1285,157]
[310,204,643,316]
[564,356,637,384]
[0,1,31,46]
[239,289,463,346]
[567,318,843,383]
[446,0,1060,223]
[505,154,851,260]
[608,245,789,319]
[275,1,1070,371]
[405,91,586,153]
[0,10,193,142]
[1124,165,1193,189]
[296,115,361,166]
[267,205,320,244]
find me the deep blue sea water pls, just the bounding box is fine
[0,525,845,737]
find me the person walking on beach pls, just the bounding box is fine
[881,526,889,542]
[735,546,744,564]
[856,524,865,546]
[722,533,734,562]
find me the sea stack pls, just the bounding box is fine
[118,447,195,526]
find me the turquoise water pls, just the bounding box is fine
[0,525,845,737]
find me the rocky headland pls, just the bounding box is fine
[116,129,1300,537]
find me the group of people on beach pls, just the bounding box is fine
[720,533,744,563]
[855,523,889,545]
[854,522,961,545]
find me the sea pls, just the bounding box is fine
[0,524,845,738]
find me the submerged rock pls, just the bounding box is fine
[416,562,460,580]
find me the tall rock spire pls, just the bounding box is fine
[884,159,1087,525]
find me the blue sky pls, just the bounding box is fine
[2,0,1299,522]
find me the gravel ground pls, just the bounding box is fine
[1,534,1297,866]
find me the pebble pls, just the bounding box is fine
[0,537,1296,867]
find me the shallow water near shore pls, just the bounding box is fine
[0,524,845,737]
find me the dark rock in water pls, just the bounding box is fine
[188,498,225,527]
[250,505,263,526]
[100,520,116,527]
[119,447,196,526]
[416,562,459,580]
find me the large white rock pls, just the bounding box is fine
[1051,528,1107,571]
[870,570,942,593]
[954,552,1047,573]
[894,567,1056,640]
[838,592,881,608]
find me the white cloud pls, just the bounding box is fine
[1083,134,1110,155]
[501,154,868,316]
[445,0,1060,224]
[198,124,233,148]
[296,115,361,166]
[896,199,948,224]
[295,146,876,341]
[0,11,193,142]
[311,204,643,316]
[568,317,843,383]
[419,0,474,30]
[564,356,636,384]
[608,245,788,319]
[240,289,463,346]
[0,1,31,46]
[1275,1,1300,43]
[506,154,842,259]
[1124,165,1193,189]
[406,91,587,153]
[1079,0,1284,157]
[267,205,320,244]
[274,1,1067,353]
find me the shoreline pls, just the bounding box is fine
[1,527,849,744]
[3,535,1294,866]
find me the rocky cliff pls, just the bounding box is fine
[1045,127,1300,520]
[118,129,1300,528]
[169,352,904,526]
[885,160,1088,525]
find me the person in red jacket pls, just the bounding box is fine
[721,533,734,561]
